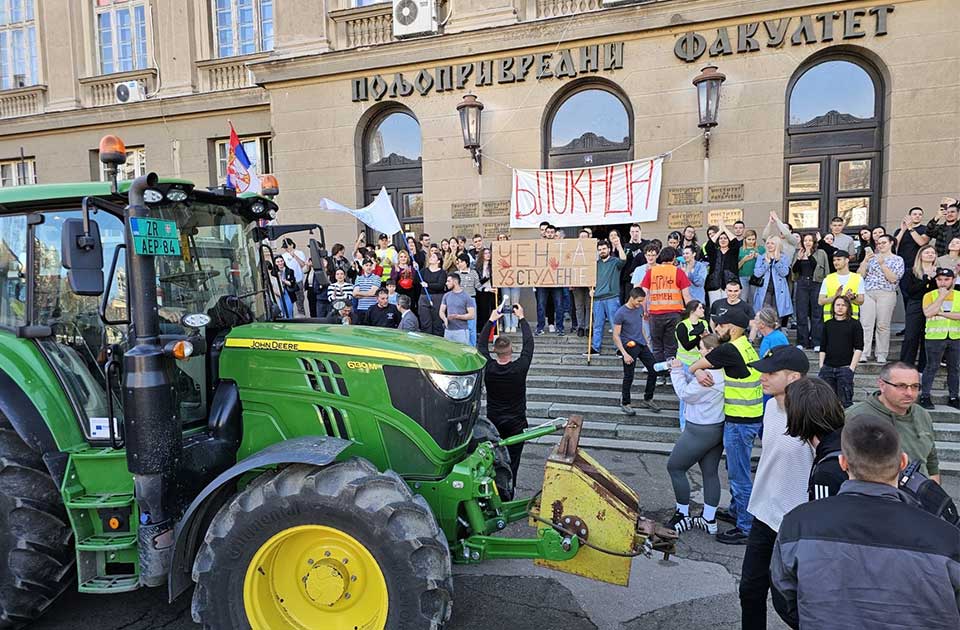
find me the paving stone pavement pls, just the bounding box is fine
[29,444,958,629]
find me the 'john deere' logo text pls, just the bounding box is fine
[251,340,299,351]
[347,361,381,372]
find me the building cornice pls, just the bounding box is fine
[249,0,894,85]
[0,89,270,140]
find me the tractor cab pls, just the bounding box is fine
[3,141,279,447]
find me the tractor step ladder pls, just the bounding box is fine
[61,448,140,593]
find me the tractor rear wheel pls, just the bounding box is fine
[468,418,514,501]
[191,459,453,630]
[0,411,74,629]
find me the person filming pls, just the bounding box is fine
[478,304,532,492]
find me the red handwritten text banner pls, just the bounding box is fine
[510,157,663,229]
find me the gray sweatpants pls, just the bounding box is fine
[667,422,724,507]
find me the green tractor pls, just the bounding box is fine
[0,136,674,629]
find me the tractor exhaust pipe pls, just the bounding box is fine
[122,172,182,587]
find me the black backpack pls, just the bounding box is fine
[898,460,960,527]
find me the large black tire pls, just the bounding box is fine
[468,418,514,501]
[191,459,453,630]
[0,411,74,629]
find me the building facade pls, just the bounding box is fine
[0,0,956,247]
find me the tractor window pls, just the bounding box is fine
[0,215,27,328]
[33,210,127,434]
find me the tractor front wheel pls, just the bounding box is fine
[191,459,453,630]
[0,411,74,629]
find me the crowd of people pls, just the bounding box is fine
[264,230,510,342]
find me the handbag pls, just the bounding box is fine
[749,273,765,288]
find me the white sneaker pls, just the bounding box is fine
[548,324,556,333]
[813,345,820,352]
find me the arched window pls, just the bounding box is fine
[544,84,633,170]
[362,109,423,236]
[784,55,883,231]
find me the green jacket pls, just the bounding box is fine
[846,392,939,477]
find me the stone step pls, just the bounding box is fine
[525,363,949,388]
[529,355,901,375]
[565,417,960,446]
[527,434,960,475]
[525,376,956,402]
[524,385,958,408]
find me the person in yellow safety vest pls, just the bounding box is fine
[918,267,960,410]
[818,250,865,322]
[688,308,764,545]
[376,233,398,283]
[674,300,708,430]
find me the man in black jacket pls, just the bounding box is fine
[771,414,960,630]
[478,304,532,490]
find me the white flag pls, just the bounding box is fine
[319,187,402,236]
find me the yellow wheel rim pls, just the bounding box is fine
[243,525,389,630]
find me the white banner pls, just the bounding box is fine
[319,187,403,236]
[510,157,663,229]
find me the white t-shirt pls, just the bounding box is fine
[747,397,814,532]
[282,250,307,283]
[819,272,851,296]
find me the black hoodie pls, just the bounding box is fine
[808,430,847,501]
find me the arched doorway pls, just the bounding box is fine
[362,108,423,241]
[543,82,633,239]
[784,54,884,231]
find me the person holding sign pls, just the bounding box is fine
[589,236,627,355]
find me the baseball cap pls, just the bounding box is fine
[715,309,751,329]
[332,300,347,310]
[378,233,389,240]
[831,250,850,259]
[750,345,810,374]
[935,267,956,278]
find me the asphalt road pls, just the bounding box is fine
[30,444,960,630]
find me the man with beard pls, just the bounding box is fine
[589,237,627,355]
[621,223,648,304]
[688,309,764,545]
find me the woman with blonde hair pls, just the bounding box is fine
[752,235,793,320]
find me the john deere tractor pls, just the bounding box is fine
[0,135,673,629]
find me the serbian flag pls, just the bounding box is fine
[225,122,261,194]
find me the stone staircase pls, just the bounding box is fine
[487,330,960,475]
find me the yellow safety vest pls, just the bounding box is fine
[676,318,701,366]
[822,272,863,321]
[924,289,960,340]
[376,246,396,282]
[723,335,763,421]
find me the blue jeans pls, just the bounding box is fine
[723,421,761,534]
[536,287,565,333]
[468,316,477,347]
[591,297,620,351]
[278,292,294,319]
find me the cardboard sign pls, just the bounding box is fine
[492,238,597,288]
[130,217,181,256]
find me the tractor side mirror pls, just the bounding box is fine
[61,218,104,296]
[308,238,326,269]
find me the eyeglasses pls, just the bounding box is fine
[880,379,921,392]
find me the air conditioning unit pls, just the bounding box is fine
[392,0,437,39]
[114,80,146,104]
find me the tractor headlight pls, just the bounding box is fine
[166,188,188,202]
[143,189,164,203]
[427,372,478,400]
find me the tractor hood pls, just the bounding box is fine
[224,322,487,373]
